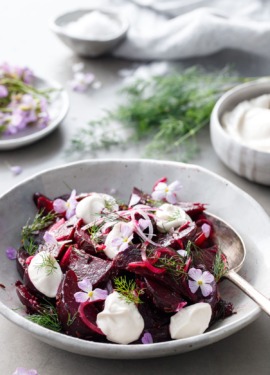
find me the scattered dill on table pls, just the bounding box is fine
[69,66,247,160]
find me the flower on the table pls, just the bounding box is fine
[188,268,214,297]
[10,165,23,176]
[12,367,39,375]
[141,332,153,344]
[74,278,108,303]
[0,84,8,98]
[152,180,182,204]
[70,71,95,92]
[53,189,78,219]
[5,246,17,260]
[110,223,134,252]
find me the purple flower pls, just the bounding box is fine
[0,85,8,98]
[177,249,187,257]
[152,180,182,204]
[70,72,95,92]
[111,223,134,252]
[0,62,34,84]
[43,231,57,244]
[53,189,77,219]
[12,368,39,375]
[138,218,151,231]
[141,332,153,344]
[5,246,17,260]
[10,165,23,176]
[201,223,211,238]
[21,67,34,84]
[188,268,214,297]
[74,278,108,303]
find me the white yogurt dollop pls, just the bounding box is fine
[28,251,63,298]
[222,94,270,152]
[76,193,118,224]
[169,303,212,340]
[155,203,191,233]
[96,291,144,344]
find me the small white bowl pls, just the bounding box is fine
[210,79,270,185]
[50,8,129,57]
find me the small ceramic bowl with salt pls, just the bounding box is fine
[50,8,129,57]
[210,79,270,186]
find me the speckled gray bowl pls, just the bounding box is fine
[210,79,270,185]
[1,159,270,359]
[50,8,129,57]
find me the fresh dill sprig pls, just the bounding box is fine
[27,303,61,332]
[213,249,228,282]
[21,210,56,255]
[114,276,144,304]
[154,254,187,277]
[35,253,58,275]
[69,66,247,160]
[67,311,78,326]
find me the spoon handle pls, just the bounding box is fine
[226,270,270,316]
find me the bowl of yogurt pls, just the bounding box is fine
[50,8,129,57]
[210,79,270,185]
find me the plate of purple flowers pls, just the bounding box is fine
[0,62,69,150]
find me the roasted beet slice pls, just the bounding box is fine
[38,241,68,260]
[15,280,42,314]
[74,223,96,256]
[34,193,54,214]
[49,217,77,241]
[56,270,104,339]
[67,248,113,287]
[16,248,30,279]
[144,277,187,313]
[178,201,206,219]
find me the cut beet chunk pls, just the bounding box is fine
[35,194,54,214]
[74,224,96,256]
[67,248,113,287]
[56,270,104,340]
[15,280,42,314]
[16,248,30,279]
[144,277,187,313]
[49,217,77,241]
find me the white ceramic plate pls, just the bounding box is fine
[0,159,270,359]
[0,75,69,150]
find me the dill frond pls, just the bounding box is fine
[114,276,144,305]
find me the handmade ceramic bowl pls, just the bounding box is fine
[210,79,270,185]
[50,8,129,57]
[1,159,270,359]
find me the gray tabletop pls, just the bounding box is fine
[1,1,270,374]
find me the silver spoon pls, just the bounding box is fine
[206,212,270,315]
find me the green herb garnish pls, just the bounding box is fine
[70,66,246,160]
[35,252,58,275]
[27,303,61,332]
[213,249,228,282]
[114,276,144,304]
[21,210,56,255]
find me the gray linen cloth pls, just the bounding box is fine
[101,0,270,60]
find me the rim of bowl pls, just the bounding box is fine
[0,158,267,358]
[49,8,129,42]
[210,78,270,155]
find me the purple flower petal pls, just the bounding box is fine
[6,246,17,260]
[201,271,215,284]
[93,288,108,301]
[138,218,151,231]
[129,193,141,207]
[200,283,213,297]
[43,231,57,244]
[10,165,23,176]
[188,280,199,294]
[53,198,67,214]
[78,278,92,293]
[0,85,8,98]
[177,249,187,257]
[188,268,202,281]
[141,332,153,344]
[201,223,211,238]
[74,291,89,303]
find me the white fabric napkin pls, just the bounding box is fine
[105,0,270,60]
